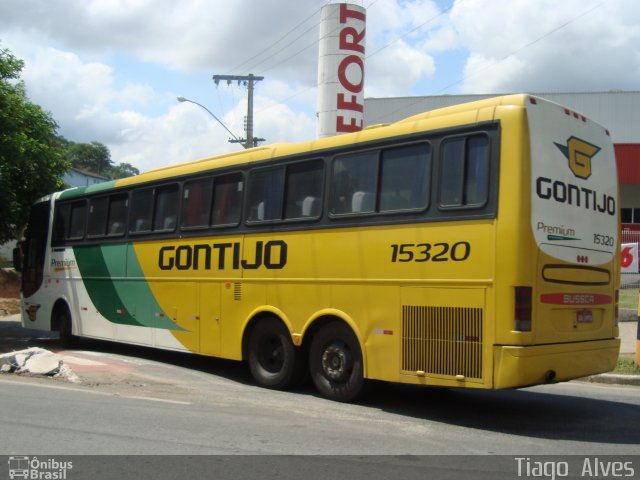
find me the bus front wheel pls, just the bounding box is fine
[247,317,303,390]
[55,305,78,349]
[309,321,365,402]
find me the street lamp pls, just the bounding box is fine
[176,96,244,147]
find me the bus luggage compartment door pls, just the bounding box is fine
[400,287,486,384]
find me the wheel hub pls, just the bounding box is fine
[260,336,284,373]
[321,342,352,382]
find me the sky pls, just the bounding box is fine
[1,0,639,173]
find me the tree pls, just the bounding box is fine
[0,45,69,243]
[65,137,140,180]
[64,139,139,180]
[66,140,112,176]
[108,162,140,179]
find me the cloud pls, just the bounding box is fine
[3,0,637,176]
[18,45,123,143]
[366,41,435,97]
[0,0,326,80]
[450,0,640,93]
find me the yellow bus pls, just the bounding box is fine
[15,94,620,401]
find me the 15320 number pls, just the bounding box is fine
[390,242,470,263]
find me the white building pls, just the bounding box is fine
[62,168,109,188]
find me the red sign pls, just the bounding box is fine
[540,294,612,305]
[336,4,366,133]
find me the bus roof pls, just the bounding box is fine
[60,93,534,199]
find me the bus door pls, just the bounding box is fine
[20,199,51,300]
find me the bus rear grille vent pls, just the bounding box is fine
[233,282,242,301]
[401,305,483,379]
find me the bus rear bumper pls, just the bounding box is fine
[493,338,620,389]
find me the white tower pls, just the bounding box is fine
[316,2,366,138]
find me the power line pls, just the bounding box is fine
[365,1,607,124]
[212,74,265,148]
[225,4,324,75]
[255,0,383,77]
[256,0,453,114]
[364,2,454,60]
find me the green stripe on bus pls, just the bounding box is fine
[73,244,186,331]
[59,181,118,200]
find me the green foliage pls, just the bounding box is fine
[108,162,140,179]
[0,45,139,243]
[614,357,640,375]
[66,140,112,176]
[64,139,139,180]
[0,45,69,243]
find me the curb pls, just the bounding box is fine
[579,374,640,386]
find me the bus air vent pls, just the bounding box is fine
[234,282,242,301]
[401,305,483,380]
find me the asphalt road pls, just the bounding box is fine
[2,373,640,456]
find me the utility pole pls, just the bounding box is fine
[212,73,265,148]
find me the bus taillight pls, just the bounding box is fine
[515,287,532,332]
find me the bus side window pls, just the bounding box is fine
[182,178,213,229]
[379,143,431,212]
[130,188,153,233]
[331,152,377,215]
[465,135,490,206]
[53,203,71,243]
[284,160,323,219]
[87,197,109,237]
[107,194,128,236]
[153,184,179,231]
[246,167,284,222]
[212,173,243,226]
[68,201,87,239]
[439,133,490,208]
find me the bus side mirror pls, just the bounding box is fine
[12,246,22,272]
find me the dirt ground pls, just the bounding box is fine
[0,269,20,315]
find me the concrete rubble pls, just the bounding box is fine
[0,347,80,382]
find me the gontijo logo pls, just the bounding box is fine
[536,137,615,217]
[554,136,601,180]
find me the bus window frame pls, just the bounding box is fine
[244,158,325,227]
[328,141,432,219]
[180,171,245,232]
[53,199,88,244]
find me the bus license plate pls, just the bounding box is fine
[577,310,593,324]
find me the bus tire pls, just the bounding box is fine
[309,321,365,402]
[247,317,302,390]
[56,306,78,349]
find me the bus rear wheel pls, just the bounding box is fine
[247,317,303,390]
[309,321,365,402]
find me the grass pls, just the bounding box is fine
[612,357,640,375]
